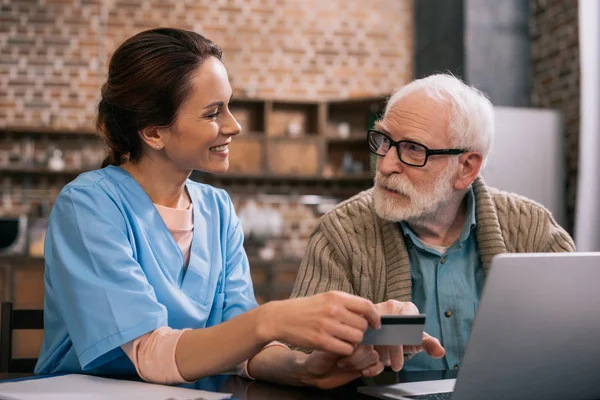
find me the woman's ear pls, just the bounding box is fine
[139,126,166,150]
[454,152,483,190]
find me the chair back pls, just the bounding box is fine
[0,301,44,373]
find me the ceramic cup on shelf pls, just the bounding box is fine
[287,121,302,137]
[337,122,350,139]
[48,148,66,171]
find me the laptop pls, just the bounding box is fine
[359,252,600,400]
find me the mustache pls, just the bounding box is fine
[375,172,416,195]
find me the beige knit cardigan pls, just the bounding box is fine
[290,177,575,303]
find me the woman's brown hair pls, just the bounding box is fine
[97,28,222,167]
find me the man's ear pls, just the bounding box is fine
[139,126,166,151]
[454,152,483,190]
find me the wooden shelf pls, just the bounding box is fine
[0,255,44,266]
[191,171,373,197]
[327,96,387,105]
[1,166,88,176]
[1,97,382,201]
[193,171,373,183]
[267,101,321,137]
[264,135,320,143]
[325,173,373,181]
[230,132,266,138]
[325,134,368,144]
[230,98,265,104]
[0,126,98,137]
[1,166,372,189]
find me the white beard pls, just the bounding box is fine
[373,164,457,223]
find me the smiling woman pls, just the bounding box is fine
[33,27,408,389]
[143,59,240,175]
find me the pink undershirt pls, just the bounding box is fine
[153,202,194,267]
[120,202,286,384]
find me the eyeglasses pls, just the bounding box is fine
[367,129,468,167]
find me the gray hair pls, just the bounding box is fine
[384,74,494,164]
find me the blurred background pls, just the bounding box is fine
[0,0,586,358]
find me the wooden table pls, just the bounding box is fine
[0,370,458,399]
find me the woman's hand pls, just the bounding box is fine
[258,291,381,356]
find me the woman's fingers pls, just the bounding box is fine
[322,318,365,345]
[332,291,381,329]
[337,306,369,333]
[310,333,356,356]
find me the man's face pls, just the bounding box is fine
[373,90,459,223]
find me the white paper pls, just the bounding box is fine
[358,378,456,399]
[0,374,231,400]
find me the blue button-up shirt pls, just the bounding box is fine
[401,187,485,371]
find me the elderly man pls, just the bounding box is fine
[291,74,574,372]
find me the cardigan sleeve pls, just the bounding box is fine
[290,226,356,299]
[540,214,576,252]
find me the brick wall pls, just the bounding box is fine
[530,0,579,233]
[0,0,412,312]
[0,0,413,130]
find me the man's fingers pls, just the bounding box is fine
[389,345,404,372]
[375,345,392,367]
[361,361,385,377]
[311,349,340,363]
[336,345,371,367]
[337,345,379,371]
[421,332,445,358]
[375,300,420,316]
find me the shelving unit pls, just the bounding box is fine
[0,95,386,306]
[1,96,384,193]
[192,171,374,198]
[0,127,105,185]
[1,166,88,176]
[325,134,368,144]
[0,127,98,137]
[229,99,265,134]
[222,97,384,183]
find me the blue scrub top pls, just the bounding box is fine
[35,165,258,375]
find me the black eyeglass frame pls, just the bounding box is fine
[367,129,469,167]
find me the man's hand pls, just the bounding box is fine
[300,347,385,390]
[371,300,445,371]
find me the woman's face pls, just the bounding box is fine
[159,57,241,174]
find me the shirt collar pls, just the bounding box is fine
[400,186,477,250]
[459,185,477,242]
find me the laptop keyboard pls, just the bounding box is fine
[405,392,453,400]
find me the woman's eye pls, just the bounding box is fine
[205,111,221,119]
